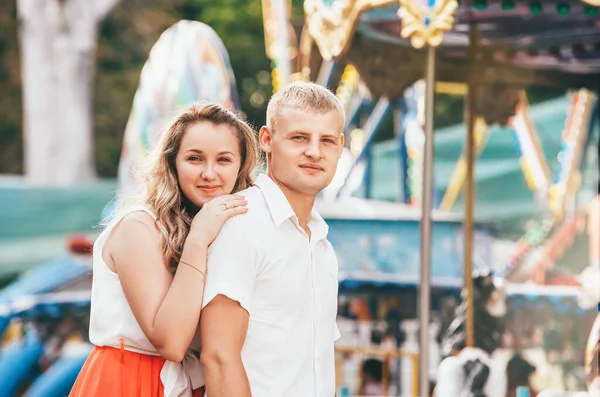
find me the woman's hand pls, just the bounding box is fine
[188,195,248,247]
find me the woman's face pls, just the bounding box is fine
[175,121,241,208]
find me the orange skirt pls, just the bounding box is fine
[69,345,205,397]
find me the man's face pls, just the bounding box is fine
[260,107,344,198]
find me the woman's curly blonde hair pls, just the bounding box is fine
[138,103,258,272]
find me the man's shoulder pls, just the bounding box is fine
[221,184,271,233]
[237,184,264,206]
[208,185,269,260]
[235,184,271,220]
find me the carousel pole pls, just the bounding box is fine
[419,44,436,397]
[464,24,478,348]
[397,0,457,393]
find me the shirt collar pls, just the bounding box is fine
[254,173,329,241]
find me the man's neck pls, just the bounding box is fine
[287,194,315,235]
[267,173,315,234]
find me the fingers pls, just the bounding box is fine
[212,194,245,205]
[224,206,248,217]
[222,198,247,209]
[214,195,247,212]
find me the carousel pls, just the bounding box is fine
[0,0,598,396]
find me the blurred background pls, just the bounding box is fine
[0,0,598,396]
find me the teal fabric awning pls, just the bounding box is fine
[366,96,599,236]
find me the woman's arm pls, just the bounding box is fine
[108,196,247,362]
[108,211,207,361]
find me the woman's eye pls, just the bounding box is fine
[188,156,201,161]
[218,157,232,163]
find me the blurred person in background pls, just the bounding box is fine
[359,358,386,396]
[506,353,538,397]
[69,103,258,397]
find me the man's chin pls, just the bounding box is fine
[291,182,326,197]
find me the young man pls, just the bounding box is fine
[199,82,345,397]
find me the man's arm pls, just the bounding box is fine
[200,295,251,397]
[199,215,257,397]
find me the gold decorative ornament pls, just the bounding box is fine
[304,0,396,61]
[397,0,458,49]
[304,0,596,57]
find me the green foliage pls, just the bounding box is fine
[0,1,23,175]
[0,0,275,177]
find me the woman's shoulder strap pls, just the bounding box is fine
[103,204,158,231]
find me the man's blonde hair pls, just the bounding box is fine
[266,82,345,129]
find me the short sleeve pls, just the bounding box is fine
[202,216,257,313]
[334,322,341,341]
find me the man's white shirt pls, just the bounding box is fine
[203,173,341,397]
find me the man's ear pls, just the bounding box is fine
[259,126,273,153]
[338,133,345,158]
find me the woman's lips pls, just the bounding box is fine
[197,185,219,192]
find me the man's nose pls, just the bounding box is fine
[305,140,323,159]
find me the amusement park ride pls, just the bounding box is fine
[0,0,599,395]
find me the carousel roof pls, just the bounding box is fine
[304,0,600,95]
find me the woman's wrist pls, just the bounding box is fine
[182,237,208,255]
[180,241,208,273]
[185,232,210,250]
[179,260,207,276]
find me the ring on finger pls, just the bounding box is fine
[221,201,229,210]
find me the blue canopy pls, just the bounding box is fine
[325,216,494,287]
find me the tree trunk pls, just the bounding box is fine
[18,0,119,186]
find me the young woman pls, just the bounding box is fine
[70,103,259,397]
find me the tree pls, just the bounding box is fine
[1,0,286,178]
[17,0,120,185]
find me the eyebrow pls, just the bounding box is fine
[286,130,310,136]
[185,149,236,156]
[287,130,340,140]
[320,134,339,140]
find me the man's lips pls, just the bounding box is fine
[299,164,324,171]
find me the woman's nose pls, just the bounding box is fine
[200,164,216,180]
